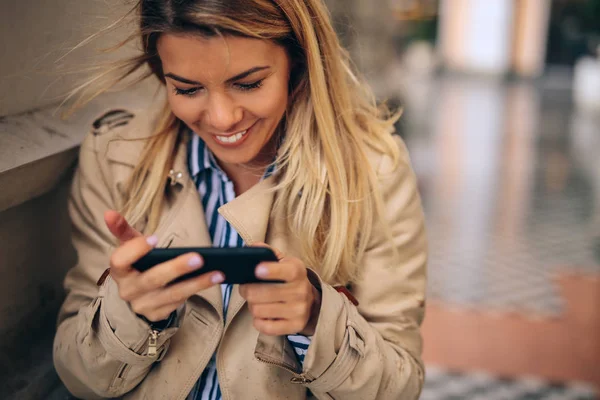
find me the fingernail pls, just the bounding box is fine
[188,255,202,269]
[211,273,225,284]
[256,265,268,278]
[146,235,158,247]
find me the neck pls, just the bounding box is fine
[223,165,264,195]
[217,131,280,195]
[217,153,274,196]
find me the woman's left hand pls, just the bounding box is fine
[239,244,321,336]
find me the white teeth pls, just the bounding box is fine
[215,130,247,144]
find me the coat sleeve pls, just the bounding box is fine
[299,135,428,399]
[52,131,181,399]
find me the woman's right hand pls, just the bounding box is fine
[104,210,225,322]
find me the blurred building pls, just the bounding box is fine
[324,0,398,79]
[438,0,551,77]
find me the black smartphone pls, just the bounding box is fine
[132,247,281,285]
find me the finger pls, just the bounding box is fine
[249,302,307,320]
[109,235,157,278]
[253,318,304,336]
[250,242,284,261]
[140,270,225,310]
[136,253,204,294]
[104,210,142,244]
[120,252,203,300]
[255,259,306,283]
[239,283,303,304]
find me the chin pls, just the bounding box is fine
[214,148,258,165]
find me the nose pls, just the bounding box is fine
[204,91,243,133]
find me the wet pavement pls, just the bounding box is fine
[398,72,600,398]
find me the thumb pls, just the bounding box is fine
[104,210,142,244]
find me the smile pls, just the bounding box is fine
[211,122,256,148]
[215,129,248,144]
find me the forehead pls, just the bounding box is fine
[156,33,286,81]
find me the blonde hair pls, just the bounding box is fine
[69,0,400,285]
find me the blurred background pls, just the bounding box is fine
[1,0,600,399]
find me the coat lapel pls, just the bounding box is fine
[218,175,276,246]
[163,139,223,318]
[218,175,277,326]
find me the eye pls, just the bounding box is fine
[235,80,264,92]
[173,86,201,97]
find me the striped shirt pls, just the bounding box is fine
[186,134,311,400]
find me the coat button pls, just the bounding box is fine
[168,169,184,186]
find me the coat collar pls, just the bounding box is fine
[103,115,278,320]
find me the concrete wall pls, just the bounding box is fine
[0,1,152,396]
[0,0,139,116]
[0,173,76,396]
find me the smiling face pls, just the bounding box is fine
[157,33,291,172]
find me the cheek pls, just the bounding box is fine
[248,82,288,120]
[167,94,198,123]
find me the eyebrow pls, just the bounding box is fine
[164,66,270,85]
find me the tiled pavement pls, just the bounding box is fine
[422,366,597,400]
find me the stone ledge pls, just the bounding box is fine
[0,87,160,213]
[0,109,82,213]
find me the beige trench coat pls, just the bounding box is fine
[53,108,428,399]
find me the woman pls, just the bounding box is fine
[53,0,427,399]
